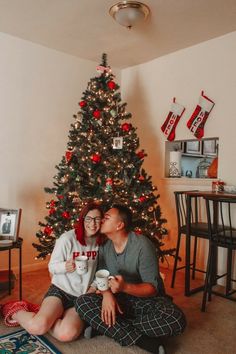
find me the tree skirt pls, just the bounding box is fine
[0,329,61,353]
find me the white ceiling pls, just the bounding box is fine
[0,0,236,69]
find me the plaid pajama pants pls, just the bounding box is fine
[75,293,186,346]
[44,284,77,310]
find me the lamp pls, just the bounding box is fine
[109,1,150,29]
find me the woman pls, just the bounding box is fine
[1,202,103,342]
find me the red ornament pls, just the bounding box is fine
[57,195,64,200]
[107,81,116,90]
[106,178,113,185]
[49,200,56,207]
[65,151,73,162]
[139,196,146,203]
[136,150,145,159]
[91,153,101,163]
[135,228,142,235]
[138,175,145,181]
[79,100,87,108]
[49,208,56,215]
[105,178,113,192]
[44,226,53,236]
[62,211,70,219]
[93,109,101,119]
[121,123,132,132]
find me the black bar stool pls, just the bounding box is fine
[201,196,236,311]
[171,191,210,295]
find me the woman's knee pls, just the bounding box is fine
[56,324,83,342]
[27,316,51,335]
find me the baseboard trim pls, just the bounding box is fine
[10,261,48,274]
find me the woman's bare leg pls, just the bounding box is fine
[49,306,85,342]
[13,296,64,335]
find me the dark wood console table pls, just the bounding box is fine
[0,237,23,300]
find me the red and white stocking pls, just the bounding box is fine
[187,92,215,139]
[161,100,185,141]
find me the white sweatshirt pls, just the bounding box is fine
[48,229,99,297]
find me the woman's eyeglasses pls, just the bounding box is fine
[84,216,102,224]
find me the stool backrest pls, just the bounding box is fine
[204,196,236,249]
[174,190,205,230]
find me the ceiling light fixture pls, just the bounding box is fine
[109,1,150,29]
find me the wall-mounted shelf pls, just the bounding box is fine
[165,137,219,179]
[182,153,205,158]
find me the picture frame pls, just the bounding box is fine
[112,137,123,149]
[185,140,202,155]
[0,208,22,242]
[172,141,184,152]
[203,139,217,156]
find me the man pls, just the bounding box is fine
[75,204,186,354]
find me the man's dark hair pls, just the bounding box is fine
[112,204,133,231]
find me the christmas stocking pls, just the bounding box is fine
[187,92,215,139]
[161,100,185,141]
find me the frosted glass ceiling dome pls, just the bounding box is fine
[109,1,150,29]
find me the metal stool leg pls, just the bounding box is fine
[171,232,182,288]
[192,237,198,280]
[201,245,213,311]
[19,242,22,300]
[8,249,11,295]
[226,249,232,296]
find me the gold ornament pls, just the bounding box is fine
[113,178,123,186]
[61,176,68,183]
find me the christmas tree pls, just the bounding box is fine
[33,54,175,261]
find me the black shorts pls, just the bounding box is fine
[44,284,77,310]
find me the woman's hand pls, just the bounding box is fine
[65,258,76,273]
[101,291,123,327]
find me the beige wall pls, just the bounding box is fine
[121,31,236,267]
[1,29,235,275]
[0,32,120,272]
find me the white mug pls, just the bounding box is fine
[95,269,114,291]
[75,256,88,275]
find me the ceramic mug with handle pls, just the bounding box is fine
[75,255,88,275]
[95,269,114,291]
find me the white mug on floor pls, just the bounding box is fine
[95,269,114,291]
[75,256,88,275]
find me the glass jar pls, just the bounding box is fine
[196,158,211,178]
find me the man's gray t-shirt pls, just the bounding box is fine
[98,231,164,293]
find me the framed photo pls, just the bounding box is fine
[185,140,202,155]
[0,208,22,242]
[112,137,123,149]
[172,141,184,152]
[203,139,217,156]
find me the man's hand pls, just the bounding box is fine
[101,291,123,327]
[65,258,75,273]
[109,275,126,294]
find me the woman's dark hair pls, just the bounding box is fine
[74,202,103,246]
[112,204,133,231]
